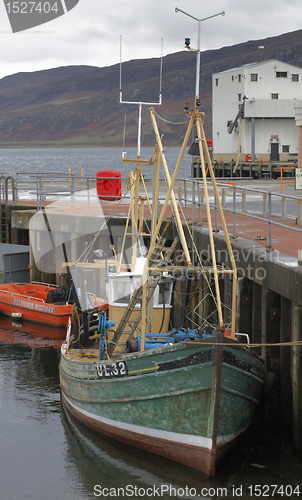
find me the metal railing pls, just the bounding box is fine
[13,172,128,212]
[14,172,94,211]
[0,175,16,204]
[179,178,302,248]
[2,172,302,249]
[195,160,297,180]
[280,166,295,194]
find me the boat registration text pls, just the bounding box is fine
[96,361,128,378]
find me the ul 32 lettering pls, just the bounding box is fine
[96,361,128,378]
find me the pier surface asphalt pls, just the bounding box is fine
[209,178,302,261]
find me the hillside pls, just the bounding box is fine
[0,30,302,147]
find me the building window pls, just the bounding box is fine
[232,75,234,81]
[282,145,289,153]
[292,74,299,82]
[238,94,241,102]
[238,74,241,82]
[216,78,219,86]
[276,71,287,78]
[271,93,279,99]
[250,73,258,81]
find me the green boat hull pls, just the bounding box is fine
[60,341,265,476]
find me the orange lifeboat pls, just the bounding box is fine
[0,282,108,328]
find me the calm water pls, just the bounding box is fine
[0,148,301,499]
[0,147,192,181]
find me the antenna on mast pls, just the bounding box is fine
[175,7,225,111]
[119,36,163,158]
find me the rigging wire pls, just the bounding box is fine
[175,189,221,312]
[152,110,191,152]
[153,110,190,125]
[163,132,188,151]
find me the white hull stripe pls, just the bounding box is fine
[63,393,216,450]
[63,393,245,450]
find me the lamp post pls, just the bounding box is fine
[175,7,225,111]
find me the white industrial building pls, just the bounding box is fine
[212,59,302,162]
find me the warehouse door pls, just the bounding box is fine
[270,143,279,161]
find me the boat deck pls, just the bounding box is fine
[68,348,99,361]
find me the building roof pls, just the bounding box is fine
[213,59,302,76]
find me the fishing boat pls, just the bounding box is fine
[0,281,108,327]
[59,15,266,476]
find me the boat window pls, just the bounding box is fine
[109,275,141,304]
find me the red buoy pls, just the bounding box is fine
[96,170,122,201]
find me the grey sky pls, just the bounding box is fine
[0,0,301,79]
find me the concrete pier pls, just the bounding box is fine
[293,305,302,449]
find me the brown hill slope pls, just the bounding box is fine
[0,30,302,147]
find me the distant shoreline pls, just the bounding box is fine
[0,141,181,150]
[0,142,120,149]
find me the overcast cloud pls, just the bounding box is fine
[0,0,301,80]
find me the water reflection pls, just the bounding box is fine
[60,396,302,500]
[61,406,210,500]
[0,315,65,349]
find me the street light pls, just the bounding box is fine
[175,7,225,110]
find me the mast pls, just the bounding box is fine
[175,8,225,111]
[119,36,163,272]
[119,36,163,157]
[119,37,164,350]
[169,8,237,335]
